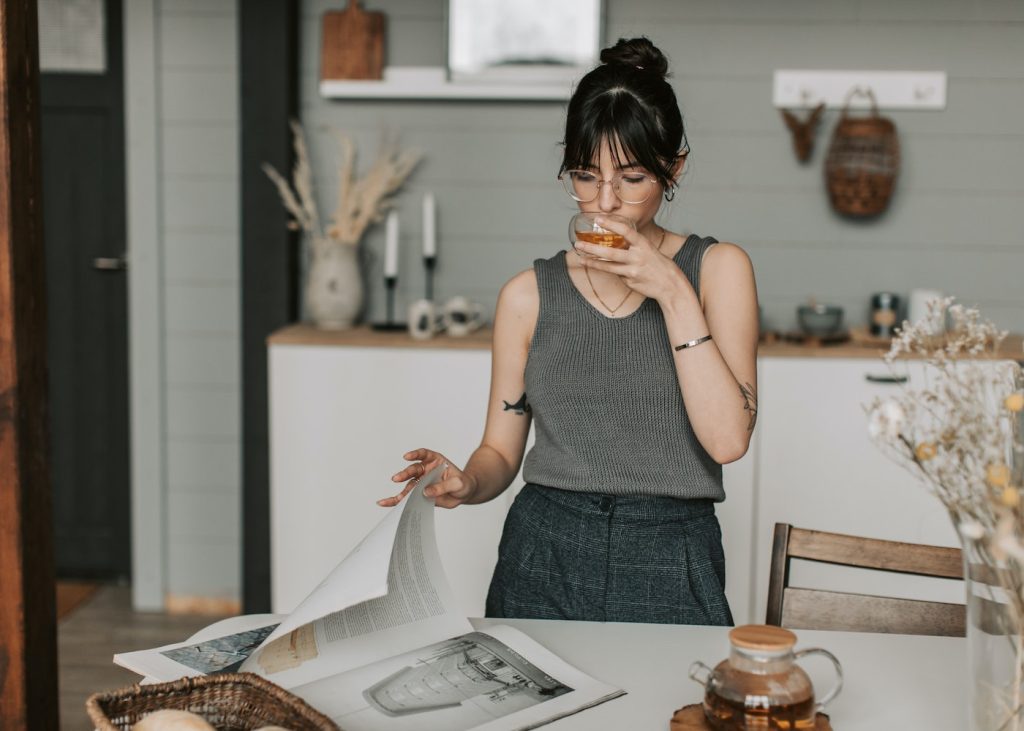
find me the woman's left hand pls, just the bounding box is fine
[573,216,691,304]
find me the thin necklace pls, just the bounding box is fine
[584,227,667,316]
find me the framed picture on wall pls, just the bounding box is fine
[447,0,603,85]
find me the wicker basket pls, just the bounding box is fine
[824,87,900,217]
[85,673,340,731]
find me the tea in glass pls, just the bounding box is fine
[568,212,635,255]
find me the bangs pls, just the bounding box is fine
[561,89,677,188]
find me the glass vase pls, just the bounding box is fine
[964,540,1024,731]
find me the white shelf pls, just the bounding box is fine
[319,66,572,101]
[773,69,947,110]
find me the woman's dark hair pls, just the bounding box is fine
[560,37,687,191]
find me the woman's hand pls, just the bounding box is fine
[573,217,692,304]
[379,448,478,509]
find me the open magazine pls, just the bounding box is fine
[115,465,625,730]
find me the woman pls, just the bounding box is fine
[379,37,758,626]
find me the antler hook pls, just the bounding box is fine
[780,102,826,163]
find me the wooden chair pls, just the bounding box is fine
[765,523,966,637]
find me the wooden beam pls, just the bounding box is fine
[0,0,59,727]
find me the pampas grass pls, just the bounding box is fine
[263,120,421,254]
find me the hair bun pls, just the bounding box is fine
[599,37,669,78]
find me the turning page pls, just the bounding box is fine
[241,463,473,686]
[117,463,469,685]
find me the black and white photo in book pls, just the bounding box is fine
[294,629,574,730]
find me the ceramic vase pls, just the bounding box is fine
[305,240,363,330]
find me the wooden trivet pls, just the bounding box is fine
[781,330,850,347]
[670,703,832,730]
[848,325,892,349]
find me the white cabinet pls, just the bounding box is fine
[269,333,1005,625]
[269,342,514,617]
[752,357,964,618]
[719,451,757,623]
[268,333,756,622]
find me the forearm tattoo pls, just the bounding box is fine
[502,393,531,416]
[740,382,758,431]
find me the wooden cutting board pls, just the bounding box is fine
[321,0,385,80]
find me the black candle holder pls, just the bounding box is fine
[372,275,407,331]
[424,255,437,301]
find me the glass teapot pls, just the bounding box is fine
[688,625,843,730]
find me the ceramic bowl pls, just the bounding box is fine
[797,304,844,337]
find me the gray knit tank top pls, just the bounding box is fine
[522,233,724,500]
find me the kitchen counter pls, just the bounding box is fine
[267,324,1024,360]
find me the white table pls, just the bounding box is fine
[183,615,967,729]
[471,618,967,730]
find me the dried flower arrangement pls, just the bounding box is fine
[866,298,1024,731]
[260,121,422,329]
[262,120,422,254]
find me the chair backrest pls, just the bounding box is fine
[765,523,965,637]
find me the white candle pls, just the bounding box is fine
[384,209,399,279]
[423,192,436,258]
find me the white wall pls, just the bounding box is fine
[300,0,1024,333]
[160,0,241,605]
[127,0,1024,607]
[127,0,242,607]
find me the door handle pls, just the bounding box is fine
[93,253,128,271]
[865,374,908,384]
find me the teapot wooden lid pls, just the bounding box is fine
[728,624,797,652]
[670,704,832,730]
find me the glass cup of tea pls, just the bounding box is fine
[569,212,636,257]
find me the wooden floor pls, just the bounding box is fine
[58,585,229,730]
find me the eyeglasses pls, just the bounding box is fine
[558,169,658,205]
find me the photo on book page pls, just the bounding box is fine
[364,631,571,716]
[160,624,280,674]
[291,624,624,731]
[113,615,283,681]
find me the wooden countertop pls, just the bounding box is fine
[267,323,493,350]
[268,324,1024,361]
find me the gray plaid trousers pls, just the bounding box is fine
[485,484,733,625]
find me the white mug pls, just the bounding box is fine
[441,296,485,337]
[408,299,443,340]
[907,289,945,335]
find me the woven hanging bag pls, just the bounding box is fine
[824,87,900,217]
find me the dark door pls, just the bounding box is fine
[39,0,130,580]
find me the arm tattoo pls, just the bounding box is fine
[739,382,758,431]
[502,393,531,416]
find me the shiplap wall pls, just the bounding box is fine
[134,0,1023,604]
[301,0,1024,333]
[158,0,241,603]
